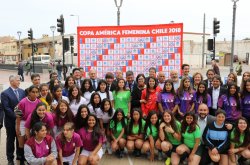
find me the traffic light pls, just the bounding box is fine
[33,44,38,52]
[57,15,64,34]
[213,18,220,35]
[63,38,69,52]
[70,36,74,46]
[28,28,33,40]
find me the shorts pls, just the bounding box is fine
[63,153,75,165]
[80,148,103,159]
[195,144,204,156]
[171,144,179,153]
[18,120,26,136]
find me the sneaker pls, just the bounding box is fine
[158,152,163,161]
[119,149,125,158]
[165,157,171,165]
[102,144,107,154]
[107,146,112,155]
[135,149,141,157]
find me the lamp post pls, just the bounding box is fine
[114,0,123,26]
[17,31,22,61]
[230,0,239,73]
[70,14,80,26]
[50,26,56,59]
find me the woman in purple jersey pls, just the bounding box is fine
[56,122,82,165]
[193,81,211,112]
[176,77,195,120]
[240,71,250,93]
[240,79,250,121]
[218,82,241,124]
[158,79,179,115]
[25,102,54,138]
[77,114,105,165]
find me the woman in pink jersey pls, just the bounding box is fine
[52,100,74,137]
[24,122,57,165]
[77,114,105,165]
[56,122,82,165]
[16,85,41,164]
[25,102,54,138]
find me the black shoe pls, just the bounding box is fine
[8,161,14,165]
[116,150,121,158]
[135,149,141,157]
[119,149,124,158]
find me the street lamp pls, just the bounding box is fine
[230,0,239,73]
[70,14,80,26]
[17,31,22,61]
[50,25,56,59]
[114,0,123,26]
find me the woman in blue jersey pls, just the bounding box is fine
[202,109,230,165]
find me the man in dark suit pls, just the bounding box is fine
[105,72,116,92]
[207,75,226,116]
[204,69,215,88]
[1,75,25,165]
[73,68,84,89]
[88,69,100,91]
[125,71,137,92]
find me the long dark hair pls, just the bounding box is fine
[144,111,159,136]
[162,79,176,95]
[100,98,113,117]
[88,92,101,113]
[52,85,63,101]
[114,78,127,95]
[68,85,82,104]
[241,79,250,99]
[231,117,250,147]
[161,110,179,133]
[181,111,198,133]
[177,77,193,98]
[196,81,208,104]
[226,82,240,111]
[85,114,101,146]
[31,122,46,137]
[39,83,52,105]
[54,100,74,126]
[74,104,90,130]
[128,108,143,135]
[81,79,94,94]
[64,76,75,89]
[111,108,126,134]
[30,102,47,129]
[60,122,75,146]
[49,78,60,92]
[96,79,110,99]
[145,77,158,100]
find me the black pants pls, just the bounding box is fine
[5,126,20,161]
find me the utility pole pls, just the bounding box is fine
[202,13,205,68]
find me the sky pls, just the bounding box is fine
[0,0,249,41]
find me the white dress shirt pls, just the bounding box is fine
[212,87,220,109]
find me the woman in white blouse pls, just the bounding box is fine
[68,85,88,116]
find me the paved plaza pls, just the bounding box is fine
[0,64,249,164]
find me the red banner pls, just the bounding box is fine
[77,23,183,78]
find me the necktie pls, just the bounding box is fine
[78,80,81,88]
[210,82,212,88]
[14,89,19,101]
[93,80,96,90]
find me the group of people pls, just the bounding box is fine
[0,62,250,165]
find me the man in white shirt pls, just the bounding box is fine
[207,75,226,116]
